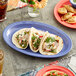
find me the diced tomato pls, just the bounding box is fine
[20,7,23,8]
[58,72,63,75]
[39,36,43,38]
[44,64,46,67]
[52,73,56,75]
[30,5,33,7]
[46,73,50,76]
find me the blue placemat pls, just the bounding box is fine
[19,63,76,76]
[19,54,76,76]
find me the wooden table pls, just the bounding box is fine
[0,0,76,76]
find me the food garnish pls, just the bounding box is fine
[43,70,68,76]
[45,37,55,43]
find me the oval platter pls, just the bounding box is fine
[54,0,76,29]
[3,21,72,58]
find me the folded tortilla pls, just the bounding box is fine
[39,32,63,55]
[29,27,46,52]
[12,28,30,49]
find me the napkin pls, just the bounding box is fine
[68,56,76,73]
[7,0,27,11]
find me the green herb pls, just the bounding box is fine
[50,49,57,53]
[21,0,35,4]
[45,37,51,43]
[33,38,41,48]
[21,0,28,3]
[64,74,68,76]
[24,32,26,35]
[51,37,55,42]
[33,42,38,48]
[73,0,76,3]
[16,35,20,42]
[37,38,41,44]
[20,40,27,48]
[29,0,35,4]
[32,36,37,40]
[50,71,56,74]
[52,71,56,73]
[24,31,29,35]
[45,37,55,43]
[16,34,21,39]
[16,35,19,39]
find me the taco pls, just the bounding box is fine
[12,28,30,49]
[39,32,63,55]
[29,27,46,52]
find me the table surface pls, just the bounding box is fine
[0,0,76,76]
